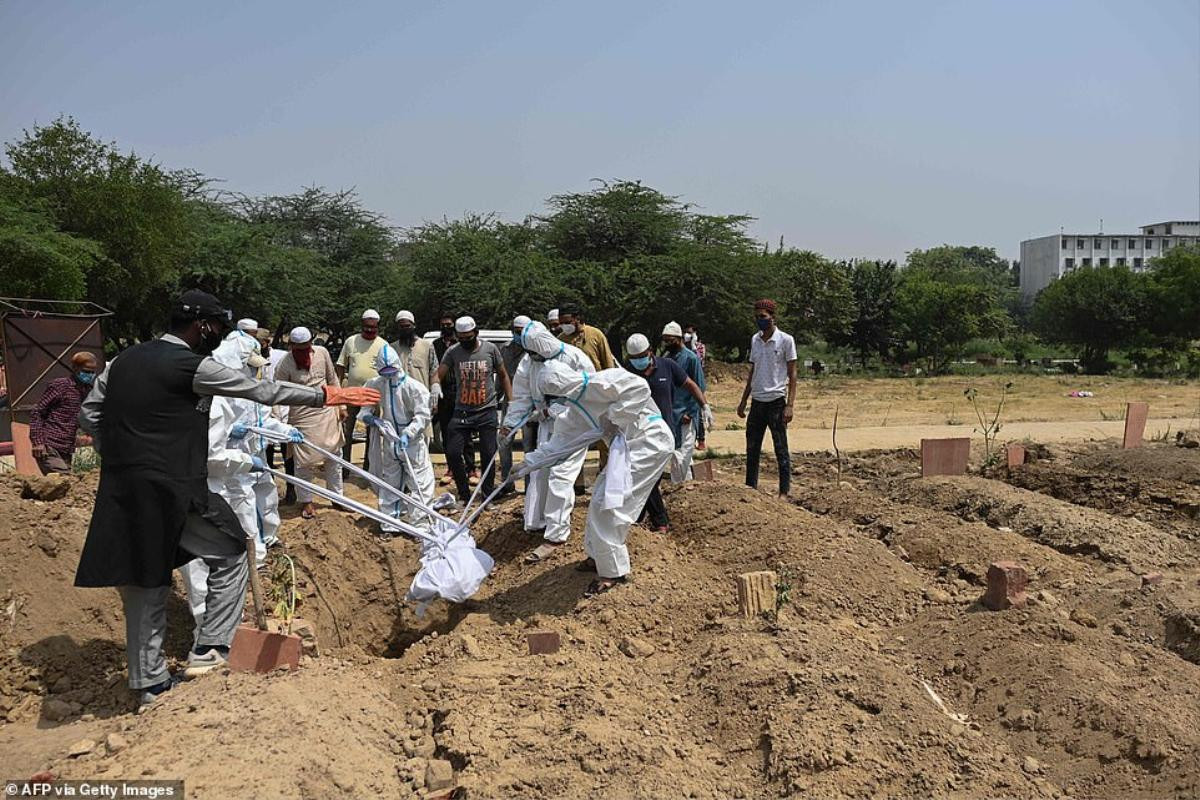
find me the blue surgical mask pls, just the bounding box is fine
[630,356,651,370]
[77,371,95,385]
[756,317,772,332]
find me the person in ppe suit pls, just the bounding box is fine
[515,360,673,596]
[501,321,594,564]
[358,344,435,537]
[179,330,304,649]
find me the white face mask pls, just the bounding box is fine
[683,333,694,343]
[559,323,576,336]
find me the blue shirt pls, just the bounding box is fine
[665,346,704,431]
[626,356,688,447]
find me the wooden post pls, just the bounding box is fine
[736,571,778,618]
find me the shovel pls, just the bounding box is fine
[227,537,302,673]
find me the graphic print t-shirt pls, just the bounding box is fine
[441,340,503,413]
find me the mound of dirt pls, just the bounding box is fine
[702,360,749,384]
[6,447,1200,798]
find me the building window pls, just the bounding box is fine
[1099,258,1109,266]
[1094,238,1102,248]
[1116,257,1126,266]
[1134,257,1143,268]
[1062,237,1069,249]
[1163,240,1171,249]
[1064,257,1074,269]
[1129,239,1137,248]
[1077,239,1085,248]
[1082,258,1092,266]
[1146,239,1154,249]
[1112,239,1120,248]
[1146,228,1155,235]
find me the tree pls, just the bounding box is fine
[538,180,689,263]
[235,187,405,343]
[1145,245,1200,346]
[768,249,854,344]
[895,271,1004,373]
[829,259,897,367]
[1031,265,1149,373]
[3,116,196,340]
[0,180,107,300]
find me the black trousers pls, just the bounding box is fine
[745,397,791,495]
[447,410,497,501]
[641,479,669,528]
[437,398,475,470]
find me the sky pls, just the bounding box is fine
[1,0,1197,261]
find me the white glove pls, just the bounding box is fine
[429,382,443,411]
[702,404,715,432]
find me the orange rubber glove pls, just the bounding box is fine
[323,385,381,407]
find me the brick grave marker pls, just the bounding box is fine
[920,437,970,477]
[1122,402,1149,449]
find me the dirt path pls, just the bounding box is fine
[700,416,1193,455]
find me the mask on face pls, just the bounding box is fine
[559,323,577,336]
[756,317,772,332]
[362,327,378,340]
[511,331,523,343]
[397,329,416,346]
[77,370,95,385]
[683,333,694,343]
[199,321,223,354]
[440,323,454,335]
[630,355,651,371]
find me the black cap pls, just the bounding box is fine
[173,290,232,323]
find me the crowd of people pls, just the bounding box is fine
[15,288,798,706]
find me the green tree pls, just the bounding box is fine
[538,179,688,263]
[3,116,196,339]
[829,259,897,367]
[895,271,1005,373]
[1031,265,1149,373]
[1145,245,1200,346]
[769,249,854,345]
[0,175,107,299]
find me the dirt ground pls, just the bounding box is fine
[2,430,1200,797]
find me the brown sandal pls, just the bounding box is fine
[524,543,561,564]
[584,576,627,596]
[301,503,317,520]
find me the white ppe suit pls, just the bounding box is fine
[502,321,594,543]
[182,332,299,630]
[359,344,435,534]
[522,362,673,579]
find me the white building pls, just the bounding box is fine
[1019,220,1200,300]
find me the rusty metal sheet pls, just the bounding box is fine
[2,316,107,412]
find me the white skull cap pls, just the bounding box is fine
[395,310,415,323]
[455,316,476,333]
[626,333,651,355]
[362,309,381,321]
[289,326,313,344]
[661,321,683,338]
[547,308,559,322]
[236,318,258,332]
[512,315,532,328]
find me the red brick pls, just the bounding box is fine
[527,631,560,655]
[1006,444,1026,469]
[227,624,302,673]
[983,561,1028,610]
[920,438,971,477]
[1141,572,1163,587]
[693,460,715,481]
[1123,402,1149,449]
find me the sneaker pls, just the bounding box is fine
[182,648,228,679]
[138,674,181,708]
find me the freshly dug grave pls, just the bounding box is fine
[7,452,1200,798]
[1002,444,1200,541]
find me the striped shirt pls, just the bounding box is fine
[30,377,87,456]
